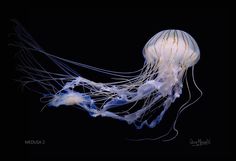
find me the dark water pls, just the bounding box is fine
[8,7,230,160]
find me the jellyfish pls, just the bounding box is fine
[12,21,202,141]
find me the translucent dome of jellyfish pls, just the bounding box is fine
[13,21,202,141]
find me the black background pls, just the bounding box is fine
[8,8,230,159]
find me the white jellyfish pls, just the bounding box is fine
[13,21,202,141]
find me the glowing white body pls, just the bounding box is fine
[14,22,202,140]
[48,30,200,128]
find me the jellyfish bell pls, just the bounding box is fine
[143,30,200,67]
